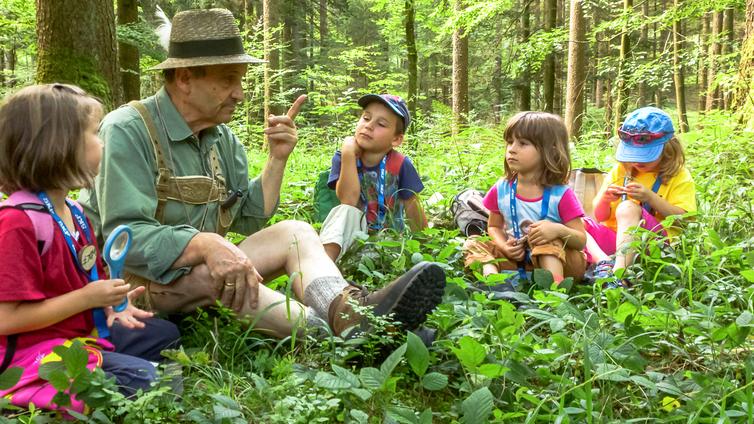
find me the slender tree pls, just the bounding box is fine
[518,0,531,110]
[319,0,327,60]
[543,0,556,112]
[263,0,271,134]
[705,10,723,111]
[613,0,632,131]
[722,7,735,109]
[36,0,121,108]
[698,12,709,112]
[117,0,139,101]
[565,0,586,140]
[672,0,689,132]
[733,0,754,129]
[406,0,418,122]
[452,0,469,135]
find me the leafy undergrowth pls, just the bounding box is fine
[2,111,753,423]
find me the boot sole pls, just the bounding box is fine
[374,262,446,330]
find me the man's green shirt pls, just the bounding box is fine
[80,87,275,284]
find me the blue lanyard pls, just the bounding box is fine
[508,178,551,282]
[37,192,109,338]
[642,174,662,215]
[358,155,388,230]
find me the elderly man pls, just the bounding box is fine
[80,9,444,338]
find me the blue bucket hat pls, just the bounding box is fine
[616,107,675,163]
[358,94,411,131]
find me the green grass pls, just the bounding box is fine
[3,109,753,423]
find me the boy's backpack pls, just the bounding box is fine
[0,190,57,255]
[451,189,490,236]
[568,168,606,218]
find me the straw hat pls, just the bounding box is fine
[151,8,264,70]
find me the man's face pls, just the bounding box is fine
[186,63,247,126]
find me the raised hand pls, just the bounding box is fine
[265,95,308,161]
[85,278,130,309]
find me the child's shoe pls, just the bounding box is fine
[584,258,615,284]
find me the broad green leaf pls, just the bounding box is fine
[532,268,554,290]
[47,369,71,392]
[451,336,486,370]
[387,405,419,424]
[350,409,369,424]
[419,408,433,424]
[349,388,373,401]
[406,331,430,377]
[0,367,22,391]
[742,270,754,283]
[62,342,89,377]
[460,387,494,424]
[332,364,360,387]
[314,371,352,390]
[478,363,508,379]
[421,372,448,391]
[380,343,407,377]
[360,367,385,390]
[736,311,754,327]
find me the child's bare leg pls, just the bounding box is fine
[324,243,341,262]
[482,263,499,276]
[538,254,564,283]
[613,201,642,270]
[586,233,610,263]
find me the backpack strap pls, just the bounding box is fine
[385,150,406,175]
[0,191,54,256]
[128,100,172,224]
[0,334,17,374]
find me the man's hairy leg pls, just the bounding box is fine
[238,220,342,300]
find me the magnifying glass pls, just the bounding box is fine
[104,225,132,312]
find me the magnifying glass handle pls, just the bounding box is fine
[114,297,129,312]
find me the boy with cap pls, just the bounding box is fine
[321,94,427,261]
[584,107,697,288]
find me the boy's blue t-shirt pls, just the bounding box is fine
[328,150,424,230]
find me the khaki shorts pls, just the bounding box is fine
[319,204,368,261]
[463,236,586,281]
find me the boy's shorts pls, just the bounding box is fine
[584,209,666,261]
[463,236,586,281]
[319,204,368,261]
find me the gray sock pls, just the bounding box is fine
[303,276,349,324]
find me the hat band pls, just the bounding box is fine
[168,37,245,59]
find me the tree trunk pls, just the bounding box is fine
[733,0,754,129]
[117,0,139,102]
[542,0,556,112]
[451,0,469,135]
[0,49,4,87]
[613,0,632,131]
[319,0,328,60]
[672,0,689,132]
[638,0,649,105]
[36,0,121,109]
[705,10,723,111]
[722,7,735,109]
[518,0,531,110]
[697,12,709,112]
[405,0,418,123]
[565,0,586,140]
[263,0,272,138]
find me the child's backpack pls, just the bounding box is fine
[0,190,56,255]
[568,168,606,218]
[451,189,490,236]
[313,170,340,223]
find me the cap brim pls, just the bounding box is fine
[615,142,664,162]
[357,94,408,126]
[149,54,266,70]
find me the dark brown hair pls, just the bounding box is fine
[502,111,571,185]
[0,83,103,193]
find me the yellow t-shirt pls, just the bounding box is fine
[597,164,696,234]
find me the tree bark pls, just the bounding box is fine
[613,0,632,131]
[705,10,723,111]
[117,0,140,102]
[518,0,531,110]
[543,0,556,112]
[0,49,4,87]
[319,0,328,60]
[722,7,735,109]
[405,0,418,123]
[565,0,586,140]
[697,12,709,112]
[672,0,689,132]
[263,0,272,137]
[36,0,121,109]
[733,0,754,129]
[451,0,469,135]
[638,0,649,105]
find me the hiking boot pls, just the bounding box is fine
[328,262,446,336]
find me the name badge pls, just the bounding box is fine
[78,244,97,272]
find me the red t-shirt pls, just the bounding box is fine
[0,207,105,350]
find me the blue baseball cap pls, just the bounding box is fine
[358,94,411,131]
[616,107,675,163]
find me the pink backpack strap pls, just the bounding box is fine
[1,191,54,256]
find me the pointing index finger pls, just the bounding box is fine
[286,94,308,120]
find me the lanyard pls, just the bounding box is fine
[508,178,551,282]
[358,155,388,230]
[37,192,109,338]
[642,174,662,215]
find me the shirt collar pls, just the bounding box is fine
[155,86,221,144]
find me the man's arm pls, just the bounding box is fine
[259,95,307,215]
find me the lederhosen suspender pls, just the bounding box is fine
[128,101,233,236]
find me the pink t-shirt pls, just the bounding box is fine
[482,182,585,225]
